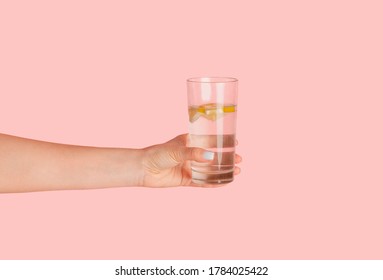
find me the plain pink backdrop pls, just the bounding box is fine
[0,0,382,259]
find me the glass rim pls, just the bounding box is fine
[187,77,238,83]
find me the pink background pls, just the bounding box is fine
[0,0,382,259]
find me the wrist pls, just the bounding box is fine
[121,148,146,187]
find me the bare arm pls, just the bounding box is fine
[0,133,144,193]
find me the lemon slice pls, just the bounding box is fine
[199,103,218,121]
[188,107,200,123]
[223,105,236,113]
[189,104,236,122]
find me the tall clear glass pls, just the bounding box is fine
[187,77,238,185]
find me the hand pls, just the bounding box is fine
[141,134,242,187]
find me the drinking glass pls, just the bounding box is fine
[187,77,238,185]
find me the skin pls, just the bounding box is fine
[0,133,242,193]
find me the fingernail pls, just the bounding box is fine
[203,151,214,160]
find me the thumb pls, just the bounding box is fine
[172,147,215,163]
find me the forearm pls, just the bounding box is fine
[0,134,144,193]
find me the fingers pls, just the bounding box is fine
[235,154,242,164]
[190,166,241,187]
[184,147,214,163]
[169,135,242,165]
[234,166,241,175]
[170,146,214,164]
[177,146,242,165]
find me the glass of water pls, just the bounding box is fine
[187,77,238,185]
